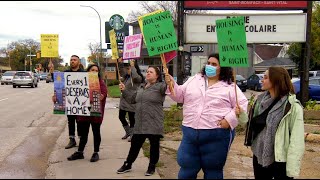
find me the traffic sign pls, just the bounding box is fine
[190,45,204,53]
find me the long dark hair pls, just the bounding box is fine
[87,64,101,79]
[201,53,234,84]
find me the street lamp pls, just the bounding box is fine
[80,5,102,67]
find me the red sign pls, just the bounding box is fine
[184,1,307,10]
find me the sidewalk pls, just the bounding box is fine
[45,98,161,179]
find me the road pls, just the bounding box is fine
[0,81,66,178]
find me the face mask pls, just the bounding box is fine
[205,65,217,77]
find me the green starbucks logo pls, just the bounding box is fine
[109,14,125,30]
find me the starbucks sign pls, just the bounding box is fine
[109,14,125,30]
[105,14,129,44]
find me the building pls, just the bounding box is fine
[80,57,87,69]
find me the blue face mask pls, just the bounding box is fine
[205,65,217,77]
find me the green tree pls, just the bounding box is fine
[126,1,206,23]
[1,39,64,72]
[287,2,320,70]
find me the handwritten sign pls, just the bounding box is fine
[216,16,249,67]
[41,34,59,57]
[141,11,178,56]
[109,29,119,60]
[53,72,101,116]
[123,34,143,60]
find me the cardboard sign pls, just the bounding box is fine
[53,72,102,116]
[109,29,119,60]
[41,34,59,57]
[216,16,249,67]
[141,11,178,56]
[123,34,143,60]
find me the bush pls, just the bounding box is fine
[107,79,120,86]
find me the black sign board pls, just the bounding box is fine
[105,22,129,43]
[107,43,123,50]
[190,45,204,53]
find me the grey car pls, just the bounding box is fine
[12,71,38,88]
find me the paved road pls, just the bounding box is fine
[0,81,66,178]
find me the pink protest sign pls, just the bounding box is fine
[123,34,143,60]
[164,50,177,63]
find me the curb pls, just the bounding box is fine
[305,133,320,143]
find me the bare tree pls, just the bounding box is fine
[126,1,208,23]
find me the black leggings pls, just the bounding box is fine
[126,134,161,165]
[118,109,135,128]
[77,121,102,153]
[253,155,293,179]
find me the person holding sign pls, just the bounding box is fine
[164,53,248,179]
[118,59,144,142]
[67,64,108,162]
[52,55,84,149]
[117,66,166,176]
[244,67,304,179]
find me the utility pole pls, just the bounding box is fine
[27,49,36,72]
[299,1,312,106]
[177,1,184,85]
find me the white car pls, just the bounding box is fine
[1,71,16,85]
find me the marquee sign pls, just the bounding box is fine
[185,14,307,43]
[184,1,308,10]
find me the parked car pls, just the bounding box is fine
[247,74,264,91]
[292,77,320,101]
[309,70,320,77]
[39,73,48,81]
[236,75,247,92]
[12,71,38,88]
[1,71,16,85]
[34,73,40,82]
[46,73,54,83]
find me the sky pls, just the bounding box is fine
[0,1,140,64]
[0,1,302,64]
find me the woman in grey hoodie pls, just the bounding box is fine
[118,59,144,141]
[117,66,167,176]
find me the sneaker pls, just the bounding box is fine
[67,151,84,161]
[121,133,130,140]
[65,138,76,149]
[127,136,131,142]
[90,152,99,162]
[145,164,155,176]
[117,161,132,174]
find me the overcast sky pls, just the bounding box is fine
[0,1,140,64]
[0,1,302,64]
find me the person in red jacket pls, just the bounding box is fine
[67,64,108,162]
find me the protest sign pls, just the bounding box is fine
[123,34,143,60]
[41,34,59,57]
[216,16,249,67]
[53,72,101,116]
[109,29,119,60]
[141,10,178,56]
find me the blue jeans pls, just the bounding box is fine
[177,126,234,179]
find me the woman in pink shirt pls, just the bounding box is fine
[165,53,248,179]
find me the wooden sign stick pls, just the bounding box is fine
[233,69,240,117]
[160,53,175,96]
[115,57,121,82]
